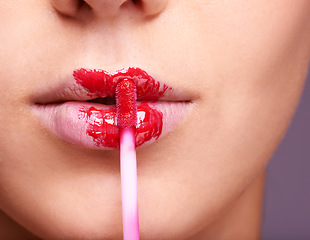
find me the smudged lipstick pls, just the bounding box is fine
[73,67,170,100]
[31,67,193,150]
[78,103,163,148]
[74,67,166,148]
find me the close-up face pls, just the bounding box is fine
[1,0,310,239]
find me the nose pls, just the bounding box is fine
[52,0,168,19]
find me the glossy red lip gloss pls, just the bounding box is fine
[73,67,170,100]
[79,103,163,148]
[32,67,192,152]
[75,67,165,148]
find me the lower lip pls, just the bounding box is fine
[32,101,192,149]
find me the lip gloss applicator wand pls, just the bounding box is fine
[116,79,140,240]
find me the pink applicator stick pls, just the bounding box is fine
[116,79,140,240]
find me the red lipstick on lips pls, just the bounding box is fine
[73,67,170,100]
[74,67,167,148]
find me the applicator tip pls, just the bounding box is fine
[116,79,137,128]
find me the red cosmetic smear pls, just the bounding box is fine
[73,67,170,100]
[79,103,163,148]
[79,107,119,148]
[116,79,137,128]
[135,104,163,147]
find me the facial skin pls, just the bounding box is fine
[0,0,310,239]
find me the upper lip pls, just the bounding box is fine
[73,67,172,101]
[32,67,194,105]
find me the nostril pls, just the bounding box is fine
[123,0,168,17]
[78,0,91,9]
[52,0,91,18]
[120,0,142,11]
[77,0,85,7]
[132,0,141,5]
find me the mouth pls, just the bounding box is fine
[31,67,194,149]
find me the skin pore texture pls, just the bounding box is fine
[1,0,310,239]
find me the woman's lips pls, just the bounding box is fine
[34,101,190,149]
[32,67,193,149]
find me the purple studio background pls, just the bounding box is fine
[262,68,310,240]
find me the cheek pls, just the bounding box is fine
[202,0,310,76]
[197,0,310,189]
[204,0,310,162]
